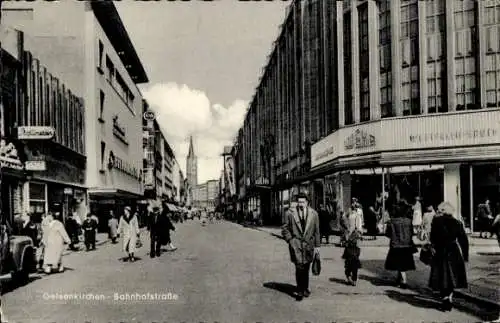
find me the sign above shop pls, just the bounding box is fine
[17,126,55,140]
[25,160,46,171]
[143,110,155,121]
[108,151,141,180]
[0,139,23,170]
[344,129,376,150]
[112,115,128,145]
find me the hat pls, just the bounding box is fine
[437,201,455,215]
[124,206,131,211]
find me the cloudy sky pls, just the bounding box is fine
[115,1,288,183]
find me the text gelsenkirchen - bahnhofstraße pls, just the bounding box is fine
[43,292,179,301]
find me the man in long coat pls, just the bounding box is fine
[282,192,321,301]
[149,205,163,258]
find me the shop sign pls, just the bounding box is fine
[344,129,376,150]
[17,126,55,140]
[143,110,155,121]
[25,160,46,171]
[311,131,339,168]
[108,151,140,180]
[386,109,500,151]
[0,139,23,170]
[112,115,128,145]
[64,188,73,195]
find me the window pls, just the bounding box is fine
[344,14,353,125]
[98,40,104,70]
[105,56,114,84]
[455,56,478,110]
[400,0,420,115]
[359,5,370,122]
[100,141,106,170]
[99,90,105,121]
[29,183,46,218]
[484,53,500,108]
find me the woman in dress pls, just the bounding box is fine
[108,211,119,244]
[117,206,139,262]
[384,199,416,288]
[43,212,71,274]
[429,202,469,311]
[341,203,364,286]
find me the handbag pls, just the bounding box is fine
[419,244,434,266]
[311,252,321,276]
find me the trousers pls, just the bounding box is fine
[295,263,311,292]
[150,234,161,257]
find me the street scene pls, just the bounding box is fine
[1,219,498,322]
[0,0,499,322]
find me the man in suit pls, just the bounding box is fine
[282,192,321,301]
[149,205,163,258]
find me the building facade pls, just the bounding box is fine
[233,0,500,231]
[3,1,149,225]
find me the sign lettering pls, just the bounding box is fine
[17,126,55,140]
[344,129,376,150]
[409,128,498,144]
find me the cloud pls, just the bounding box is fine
[142,82,247,183]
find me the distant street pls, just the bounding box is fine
[2,220,495,322]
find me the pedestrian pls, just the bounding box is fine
[428,201,469,311]
[108,211,119,244]
[65,212,80,251]
[0,218,10,323]
[318,204,331,244]
[19,213,38,247]
[341,203,363,286]
[492,204,500,248]
[281,192,320,301]
[149,205,162,258]
[412,197,423,235]
[160,205,176,251]
[418,205,437,243]
[43,212,71,274]
[476,199,493,238]
[366,206,379,240]
[384,199,416,289]
[117,206,140,262]
[82,213,98,251]
[36,213,51,270]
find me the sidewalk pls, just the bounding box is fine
[62,232,111,256]
[247,224,500,309]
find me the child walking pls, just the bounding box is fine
[342,204,364,286]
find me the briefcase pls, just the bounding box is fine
[311,252,321,276]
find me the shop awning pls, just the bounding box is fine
[350,165,444,175]
[88,188,143,199]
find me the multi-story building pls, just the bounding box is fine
[3,1,149,225]
[206,179,219,211]
[233,0,500,232]
[0,26,87,224]
[162,140,175,200]
[193,182,208,209]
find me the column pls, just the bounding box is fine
[445,0,457,111]
[337,3,345,127]
[418,1,428,114]
[391,0,403,116]
[469,165,474,232]
[341,172,352,214]
[477,0,487,109]
[443,163,461,220]
[22,182,30,215]
[368,0,381,120]
[351,5,361,123]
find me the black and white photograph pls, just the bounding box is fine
[0,0,499,322]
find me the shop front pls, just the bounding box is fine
[0,139,26,225]
[310,108,500,232]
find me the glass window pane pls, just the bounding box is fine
[401,6,409,21]
[428,97,436,108]
[457,93,465,105]
[455,12,463,29]
[456,75,465,92]
[410,21,419,37]
[410,4,418,18]
[427,17,435,33]
[411,82,419,97]
[487,71,496,88]
[464,0,474,11]
[411,65,419,79]
[465,57,475,73]
[465,92,474,104]
[456,59,464,74]
[29,183,45,200]
[487,90,497,104]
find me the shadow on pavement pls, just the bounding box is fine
[328,277,351,286]
[1,276,41,295]
[358,274,395,287]
[385,290,442,310]
[118,257,143,262]
[263,282,296,299]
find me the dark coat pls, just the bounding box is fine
[318,209,331,235]
[282,206,320,265]
[82,218,97,242]
[386,217,413,248]
[20,221,39,247]
[429,214,469,291]
[149,211,175,244]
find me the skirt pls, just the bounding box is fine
[385,247,416,271]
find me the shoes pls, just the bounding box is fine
[399,283,408,289]
[441,298,452,311]
[303,289,311,297]
[44,266,51,274]
[295,292,303,301]
[58,265,64,273]
[346,277,353,285]
[351,280,357,286]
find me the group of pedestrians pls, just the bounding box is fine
[281,191,471,312]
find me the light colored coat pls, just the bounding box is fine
[282,206,320,265]
[43,220,70,266]
[117,215,139,254]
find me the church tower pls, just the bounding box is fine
[186,135,198,190]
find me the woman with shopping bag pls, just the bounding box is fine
[117,206,140,262]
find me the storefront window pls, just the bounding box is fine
[29,183,47,223]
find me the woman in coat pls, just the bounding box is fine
[43,212,71,274]
[117,206,140,262]
[108,212,119,244]
[341,203,364,286]
[429,201,469,311]
[384,200,416,288]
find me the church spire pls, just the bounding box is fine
[188,135,195,157]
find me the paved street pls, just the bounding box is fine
[2,220,497,322]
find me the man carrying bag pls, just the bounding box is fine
[282,191,321,301]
